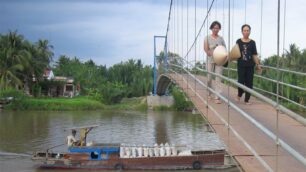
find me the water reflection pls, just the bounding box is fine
[0,110,229,172]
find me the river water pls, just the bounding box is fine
[0,110,238,172]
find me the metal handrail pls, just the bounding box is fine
[261,64,306,76]
[220,67,306,109]
[167,69,270,172]
[253,87,306,109]
[168,63,306,167]
[229,61,306,76]
[159,58,306,109]
[223,67,306,91]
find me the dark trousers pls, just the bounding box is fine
[237,66,254,102]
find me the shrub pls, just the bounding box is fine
[171,86,193,111]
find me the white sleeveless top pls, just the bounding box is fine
[205,35,226,63]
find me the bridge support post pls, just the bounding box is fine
[153,35,167,96]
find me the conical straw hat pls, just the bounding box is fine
[229,44,241,61]
[213,45,228,66]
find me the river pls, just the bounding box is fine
[0,110,238,172]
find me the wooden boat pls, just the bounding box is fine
[32,125,225,170]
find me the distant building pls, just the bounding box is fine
[43,68,54,80]
[41,69,78,97]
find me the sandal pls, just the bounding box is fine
[215,99,222,104]
[208,95,212,100]
[235,96,240,102]
[245,102,252,105]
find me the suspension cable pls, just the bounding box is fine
[244,0,247,23]
[227,0,231,157]
[194,0,197,95]
[187,0,189,88]
[222,0,225,37]
[260,0,263,57]
[183,0,215,60]
[165,0,173,39]
[215,0,218,19]
[282,0,287,58]
[164,0,173,71]
[281,0,287,105]
[181,0,184,61]
[205,0,209,124]
[276,0,281,171]
[173,0,175,56]
[177,0,179,57]
[231,0,235,46]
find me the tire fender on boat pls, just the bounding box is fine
[192,161,202,170]
[115,163,123,170]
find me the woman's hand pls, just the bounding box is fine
[207,50,213,56]
[256,65,262,75]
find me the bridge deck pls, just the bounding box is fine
[168,73,306,172]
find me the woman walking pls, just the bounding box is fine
[204,21,226,104]
[236,24,261,105]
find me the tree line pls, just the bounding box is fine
[0,31,153,104]
[258,44,306,111]
[53,56,153,104]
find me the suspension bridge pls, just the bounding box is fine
[153,0,306,171]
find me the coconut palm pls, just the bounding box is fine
[0,31,31,90]
[36,39,54,65]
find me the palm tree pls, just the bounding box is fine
[36,39,54,65]
[0,31,31,90]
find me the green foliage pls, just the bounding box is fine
[31,83,41,97]
[31,80,65,97]
[0,31,53,91]
[100,82,128,104]
[87,88,104,103]
[171,86,193,111]
[0,31,30,89]
[259,44,306,114]
[0,87,26,100]
[0,31,154,107]
[157,51,183,74]
[53,57,153,104]
[107,59,152,97]
[0,88,26,108]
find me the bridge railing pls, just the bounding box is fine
[223,66,306,109]
[165,61,306,169]
[163,58,306,111]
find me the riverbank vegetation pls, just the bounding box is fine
[0,31,195,111]
[0,31,154,110]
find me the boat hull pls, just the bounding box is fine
[35,152,224,170]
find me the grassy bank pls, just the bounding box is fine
[2,92,190,112]
[3,96,150,111]
[4,97,105,111]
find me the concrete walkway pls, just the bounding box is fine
[168,73,306,172]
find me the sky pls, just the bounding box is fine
[1,0,305,67]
